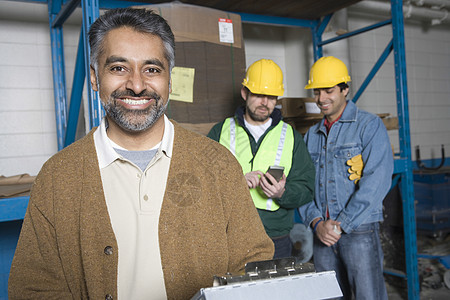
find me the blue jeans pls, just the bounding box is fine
[272,234,292,259]
[313,222,387,300]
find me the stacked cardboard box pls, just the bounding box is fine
[277,97,323,135]
[140,2,246,126]
[377,113,399,131]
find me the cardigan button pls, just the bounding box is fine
[105,294,113,300]
[104,246,113,255]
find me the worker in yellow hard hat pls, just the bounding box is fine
[208,59,315,259]
[298,56,394,299]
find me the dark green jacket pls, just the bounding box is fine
[208,106,315,237]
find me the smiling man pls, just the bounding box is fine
[93,27,170,146]
[8,8,274,300]
[298,56,394,300]
[208,59,315,259]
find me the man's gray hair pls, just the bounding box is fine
[88,7,175,74]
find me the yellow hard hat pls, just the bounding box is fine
[305,56,351,89]
[242,59,284,96]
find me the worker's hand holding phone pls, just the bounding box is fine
[265,165,285,182]
[261,165,286,198]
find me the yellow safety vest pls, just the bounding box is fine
[219,117,294,211]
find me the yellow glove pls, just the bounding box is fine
[347,154,364,184]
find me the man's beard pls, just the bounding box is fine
[103,89,168,132]
[246,104,271,122]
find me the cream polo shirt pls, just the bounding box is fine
[93,115,174,300]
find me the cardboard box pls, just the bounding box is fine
[284,117,322,135]
[277,97,322,118]
[377,115,399,131]
[140,2,246,124]
[276,97,322,135]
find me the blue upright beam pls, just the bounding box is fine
[81,0,102,129]
[64,30,86,147]
[48,0,68,151]
[394,158,409,174]
[312,14,332,60]
[390,0,420,298]
[311,1,419,298]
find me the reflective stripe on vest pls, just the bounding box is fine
[219,117,294,211]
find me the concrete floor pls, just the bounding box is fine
[385,233,450,300]
[386,281,450,300]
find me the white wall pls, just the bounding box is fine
[242,24,312,98]
[0,1,81,176]
[0,1,449,177]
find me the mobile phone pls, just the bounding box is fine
[266,165,285,182]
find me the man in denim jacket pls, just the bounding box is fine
[298,56,393,300]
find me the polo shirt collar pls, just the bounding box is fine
[94,115,174,169]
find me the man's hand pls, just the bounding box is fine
[244,171,264,189]
[260,173,286,199]
[314,219,341,247]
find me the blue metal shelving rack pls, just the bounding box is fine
[241,1,419,298]
[0,0,419,299]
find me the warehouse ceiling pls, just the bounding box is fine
[130,0,363,20]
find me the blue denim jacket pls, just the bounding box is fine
[298,101,393,234]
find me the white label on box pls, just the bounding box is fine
[218,18,234,44]
[305,102,321,114]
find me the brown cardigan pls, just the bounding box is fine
[9,121,274,300]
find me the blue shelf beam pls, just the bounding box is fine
[51,0,80,27]
[390,0,419,298]
[64,30,86,147]
[319,19,392,47]
[82,0,102,129]
[312,14,332,60]
[352,39,393,103]
[49,0,103,149]
[0,197,29,223]
[418,254,450,269]
[394,158,409,174]
[48,0,68,151]
[310,0,419,298]
[384,268,407,278]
